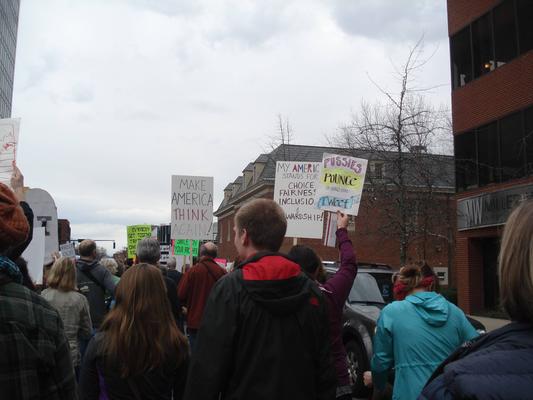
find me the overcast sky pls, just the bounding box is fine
[12,0,452,253]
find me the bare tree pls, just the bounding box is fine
[266,114,295,161]
[332,40,454,266]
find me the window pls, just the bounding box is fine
[477,122,500,185]
[500,112,525,181]
[371,162,384,179]
[525,107,533,174]
[451,26,472,89]
[472,12,494,78]
[227,220,231,242]
[517,0,533,54]
[455,132,478,191]
[493,0,518,66]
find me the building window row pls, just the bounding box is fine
[450,0,533,89]
[455,106,533,192]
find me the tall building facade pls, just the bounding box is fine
[0,0,21,118]
[448,0,533,314]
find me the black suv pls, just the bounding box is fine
[324,263,486,398]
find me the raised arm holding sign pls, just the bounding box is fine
[315,153,368,216]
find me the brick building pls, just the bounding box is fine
[448,0,533,313]
[215,144,455,274]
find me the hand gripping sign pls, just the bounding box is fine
[315,153,368,216]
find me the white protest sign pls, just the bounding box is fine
[315,153,368,216]
[22,227,45,285]
[273,161,323,239]
[171,175,213,240]
[0,118,20,186]
[59,242,76,258]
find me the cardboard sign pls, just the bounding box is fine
[173,239,199,256]
[171,175,213,240]
[0,118,20,187]
[315,153,368,215]
[59,242,76,258]
[273,161,324,239]
[22,227,45,285]
[127,225,152,258]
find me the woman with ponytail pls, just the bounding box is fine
[365,263,477,400]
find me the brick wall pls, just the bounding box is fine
[57,219,71,245]
[447,0,501,35]
[455,226,503,313]
[452,52,533,134]
[217,190,453,272]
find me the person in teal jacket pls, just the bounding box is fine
[368,264,478,400]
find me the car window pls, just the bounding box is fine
[368,272,395,303]
[348,273,385,304]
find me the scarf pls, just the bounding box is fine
[0,255,22,284]
[393,276,435,301]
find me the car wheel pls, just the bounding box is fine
[345,340,371,398]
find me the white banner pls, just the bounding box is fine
[315,153,368,216]
[273,161,323,239]
[171,175,213,240]
[59,242,76,258]
[0,118,20,187]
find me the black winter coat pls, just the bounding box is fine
[183,252,336,400]
[419,322,533,400]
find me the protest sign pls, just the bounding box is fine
[273,161,323,239]
[173,239,200,257]
[127,224,152,258]
[0,118,20,187]
[59,242,76,258]
[171,175,213,240]
[160,244,171,265]
[315,153,368,216]
[22,227,45,284]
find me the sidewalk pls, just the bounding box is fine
[470,315,510,332]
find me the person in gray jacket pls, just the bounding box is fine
[76,240,116,329]
[42,256,92,376]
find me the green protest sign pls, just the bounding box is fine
[127,225,152,258]
[173,239,199,256]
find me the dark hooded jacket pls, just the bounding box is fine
[183,253,336,400]
[419,322,533,400]
[76,259,117,329]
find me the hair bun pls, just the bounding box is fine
[400,266,420,279]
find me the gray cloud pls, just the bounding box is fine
[121,0,202,16]
[69,85,94,103]
[330,0,447,43]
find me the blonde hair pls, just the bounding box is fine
[499,200,533,323]
[47,257,77,292]
[101,258,118,275]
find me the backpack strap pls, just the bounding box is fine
[201,261,221,283]
[80,267,107,293]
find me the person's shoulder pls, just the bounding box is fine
[381,299,407,314]
[70,290,89,303]
[1,282,63,331]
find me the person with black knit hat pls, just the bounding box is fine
[0,169,77,399]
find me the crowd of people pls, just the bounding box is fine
[1,164,533,400]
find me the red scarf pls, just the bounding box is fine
[393,276,435,301]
